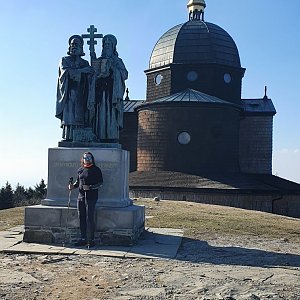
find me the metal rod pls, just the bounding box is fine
[63,177,73,246]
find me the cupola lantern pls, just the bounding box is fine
[187,0,206,20]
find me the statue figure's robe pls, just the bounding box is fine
[88,56,128,141]
[56,56,91,141]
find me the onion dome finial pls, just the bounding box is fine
[187,0,206,21]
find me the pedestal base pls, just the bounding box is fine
[24,147,144,245]
[23,204,145,246]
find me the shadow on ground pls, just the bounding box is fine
[176,237,300,268]
[2,226,300,268]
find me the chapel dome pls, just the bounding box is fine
[149,20,241,70]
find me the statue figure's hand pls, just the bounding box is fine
[81,67,95,74]
[69,69,81,81]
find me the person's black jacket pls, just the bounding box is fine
[74,164,103,200]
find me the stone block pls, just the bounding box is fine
[25,205,63,227]
[60,208,79,227]
[96,205,145,231]
[23,230,55,244]
[27,205,79,228]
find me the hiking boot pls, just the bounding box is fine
[87,240,96,249]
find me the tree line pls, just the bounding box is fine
[0,180,47,210]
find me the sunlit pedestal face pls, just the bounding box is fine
[42,147,131,208]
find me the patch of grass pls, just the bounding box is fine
[135,198,300,242]
[0,207,24,231]
[1,200,300,244]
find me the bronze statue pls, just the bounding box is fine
[56,35,94,141]
[56,27,128,144]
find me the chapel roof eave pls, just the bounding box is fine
[144,62,246,75]
[135,89,242,112]
[241,97,276,116]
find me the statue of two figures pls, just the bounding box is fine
[56,26,128,144]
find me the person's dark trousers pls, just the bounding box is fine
[77,197,97,241]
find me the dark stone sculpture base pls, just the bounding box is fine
[58,140,121,148]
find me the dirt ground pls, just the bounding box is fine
[1,232,300,300]
[1,200,300,299]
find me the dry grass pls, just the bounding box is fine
[1,200,300,243]
[135,198,300,243]
[0,206,24,231]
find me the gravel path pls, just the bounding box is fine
[1,233,300,300]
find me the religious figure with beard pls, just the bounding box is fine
[88,34,128,142]
[56,35,94,141]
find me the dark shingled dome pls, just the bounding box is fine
[149,20,241,69]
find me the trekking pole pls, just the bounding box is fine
[63,177,73,247]
[85,189,90,249]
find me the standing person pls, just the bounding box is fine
[88,34,128,142]
[69,152,103,248]
[56,35,94,141]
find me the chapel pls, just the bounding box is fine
[120,0,300,217]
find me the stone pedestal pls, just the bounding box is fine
[24,147,145,246]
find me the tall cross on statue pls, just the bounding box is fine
[82,25,103,63]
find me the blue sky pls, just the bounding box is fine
[0,0,299,188]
